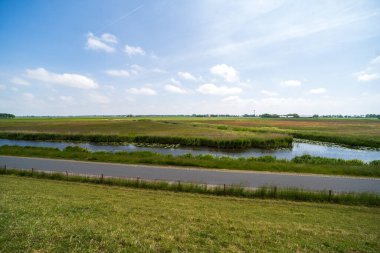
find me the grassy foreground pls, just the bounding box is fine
[1,176,379,252]
[1,145,380,177]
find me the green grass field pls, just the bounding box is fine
[0,118,292,149]
[1,116,380,148]
[191,117,380,148]
[1,176,379,252]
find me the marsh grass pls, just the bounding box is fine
[0,118,293,149]
[196,118,380,148]
[0,131,292,149]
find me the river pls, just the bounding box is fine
[1,138,379,162]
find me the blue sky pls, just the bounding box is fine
[0,0,379,116]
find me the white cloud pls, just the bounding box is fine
[0,84,6,90]
[26,68,98,89]
[59,96,73,102]
[89,93,110,104]
[207,5,378,57]
[153,68,167,74]
[107,65,143,77]
[222,96,249,103]
[220,96,256,109]
[169,78,181,86]
[210,64,239,82]
[261,90,278,96]
[104,85,115,91]
[355,71,380,82]
[178,71,197,81]
[127,87,156,95]
[165,84,188,94]
[22,92,35,100]
[197,83,242,95]
[309,88,327,94]
[281,80,301,87]
[124,44,146,56]
[370,55,380,65]
[130,64,143,75]
[86,32,117,53]
[106,69,130,77]
[11,77,29,86]
[101,33,118,44]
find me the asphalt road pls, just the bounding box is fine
[1,155,380,193]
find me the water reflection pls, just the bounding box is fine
[0,139,379,162]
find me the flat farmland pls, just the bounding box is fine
[0,118,292,149]
[189,118,380,148]
[0,117,379,148]
[0,118,287,140]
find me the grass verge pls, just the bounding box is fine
[1,145,380,177]
[1,175,379,252]
[1,167,379,206]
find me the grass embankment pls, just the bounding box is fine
[2,167,379,206]
[1,145,380,177]
[1,176,380,252]
[0,118,292,149]
[194,118,380,148]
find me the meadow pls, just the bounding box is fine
[0,118,292,149]
[1,176,379,252]
[190,117,380,148]
[0,116,379,148]
[1,145,379,177]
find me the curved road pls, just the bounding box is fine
[1,155,380,193]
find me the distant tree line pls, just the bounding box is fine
[260,113,280,118]
[191,114,240,117]
[259,113,300,118]
[365,114,380,119]
[0,113,15,119]
[15,114,380,119]
[314,114,380,119]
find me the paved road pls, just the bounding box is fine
[1,155,380,193]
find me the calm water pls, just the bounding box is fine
[1,139,379,162]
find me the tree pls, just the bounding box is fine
[0,113,15,119]
[260,113,280,118]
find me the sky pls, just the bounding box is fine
[0,0,379,116]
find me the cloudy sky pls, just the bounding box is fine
[0,0,379,116]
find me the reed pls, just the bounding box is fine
[0,132,293,149]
